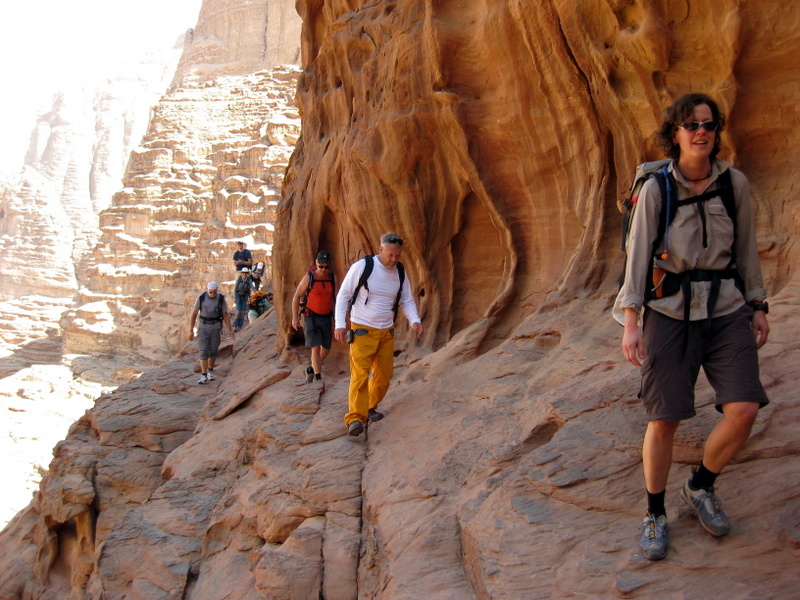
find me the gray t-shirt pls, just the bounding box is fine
[194,292,227,321]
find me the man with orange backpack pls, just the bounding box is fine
[291,251,336,384]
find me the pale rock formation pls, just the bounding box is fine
[172,0,302,86]
[59,66,301,368]
[0,51,181,302]
[2,1,800,600]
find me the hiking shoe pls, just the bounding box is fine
[206,370,215,381]
[305,366,314,384]
[640,513,669,561]
[197,374,208,385]
[348,421,364,437]
[680,479,730,537]
[368,409,384,422]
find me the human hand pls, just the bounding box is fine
[621,325,644,367]
[752,310,769,349]
[412,322,423,339]
[334,328,348,344]
[291,317,300,331]
[188,330,195,341]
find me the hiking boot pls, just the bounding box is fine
[680,478,730,537]
[348,421,364,436]
[305,366,314,384]
[640,513,669,561]
[368,409,384,422]
[206,370,215,381]
[197,374,208,385]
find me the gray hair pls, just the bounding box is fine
[380,233,404,246]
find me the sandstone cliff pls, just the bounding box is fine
[1,1,799,600]
[58,66,301,367]
[0,51,182,303]
[56,0,304,369]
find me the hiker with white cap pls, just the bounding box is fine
[189,281,234,384]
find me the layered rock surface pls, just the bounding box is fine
[2,1,800,600]
[59,66,301,368]
[0,50,182,302]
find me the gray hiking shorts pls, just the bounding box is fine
[198,323,222,359]
[640,304,769,422]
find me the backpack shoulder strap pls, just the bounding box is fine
[652,167,673,260]
[217,293,225,317]
[718,168,737,264]
[351,255,374,307]
[393,262,406,323]
[307,268,315,291]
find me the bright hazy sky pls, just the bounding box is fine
[0,0,203,176]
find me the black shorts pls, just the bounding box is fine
[640,304,769,421]
[304,312,332,350]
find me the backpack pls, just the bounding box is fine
[199,291,225,320]
[619,161,737,301]
[350,255,406,323]
[299,264,336,317]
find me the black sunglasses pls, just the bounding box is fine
[384,236,404,245]
[317,264,329,269]
[679,121,718,132]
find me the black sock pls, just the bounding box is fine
[647,490,666,518]
[689,463,719,491]
[315,373,321,380]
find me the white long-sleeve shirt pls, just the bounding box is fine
[335,256,421,330]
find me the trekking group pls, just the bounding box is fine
[187,92,772,561]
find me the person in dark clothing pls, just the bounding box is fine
[233,241,253,272]
[291,250,336,384]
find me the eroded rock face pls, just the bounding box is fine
[2,2,800,600]
[172,0,302,87]
[274,0,799,355]
[59,66,301,369]
[0,52,182,302]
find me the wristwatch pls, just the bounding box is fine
[751,301,769,314]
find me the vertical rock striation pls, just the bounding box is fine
[2,2,800,600]
[274,0,799,358]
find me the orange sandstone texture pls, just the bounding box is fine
[1,2,799,600]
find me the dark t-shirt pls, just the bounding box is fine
[233,249,252,270]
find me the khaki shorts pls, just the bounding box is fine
[640,304,769,422]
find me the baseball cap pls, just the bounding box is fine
[316,250,331,263]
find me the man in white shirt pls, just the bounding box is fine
[334,233,424,436]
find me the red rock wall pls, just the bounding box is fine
[274,0,800,354]
[2,3,799,600]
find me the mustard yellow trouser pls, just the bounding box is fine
[345,323,394,426]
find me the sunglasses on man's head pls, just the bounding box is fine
[679,121,718,132]
[384,236,403,245]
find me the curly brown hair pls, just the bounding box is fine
[654,93,726,160]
